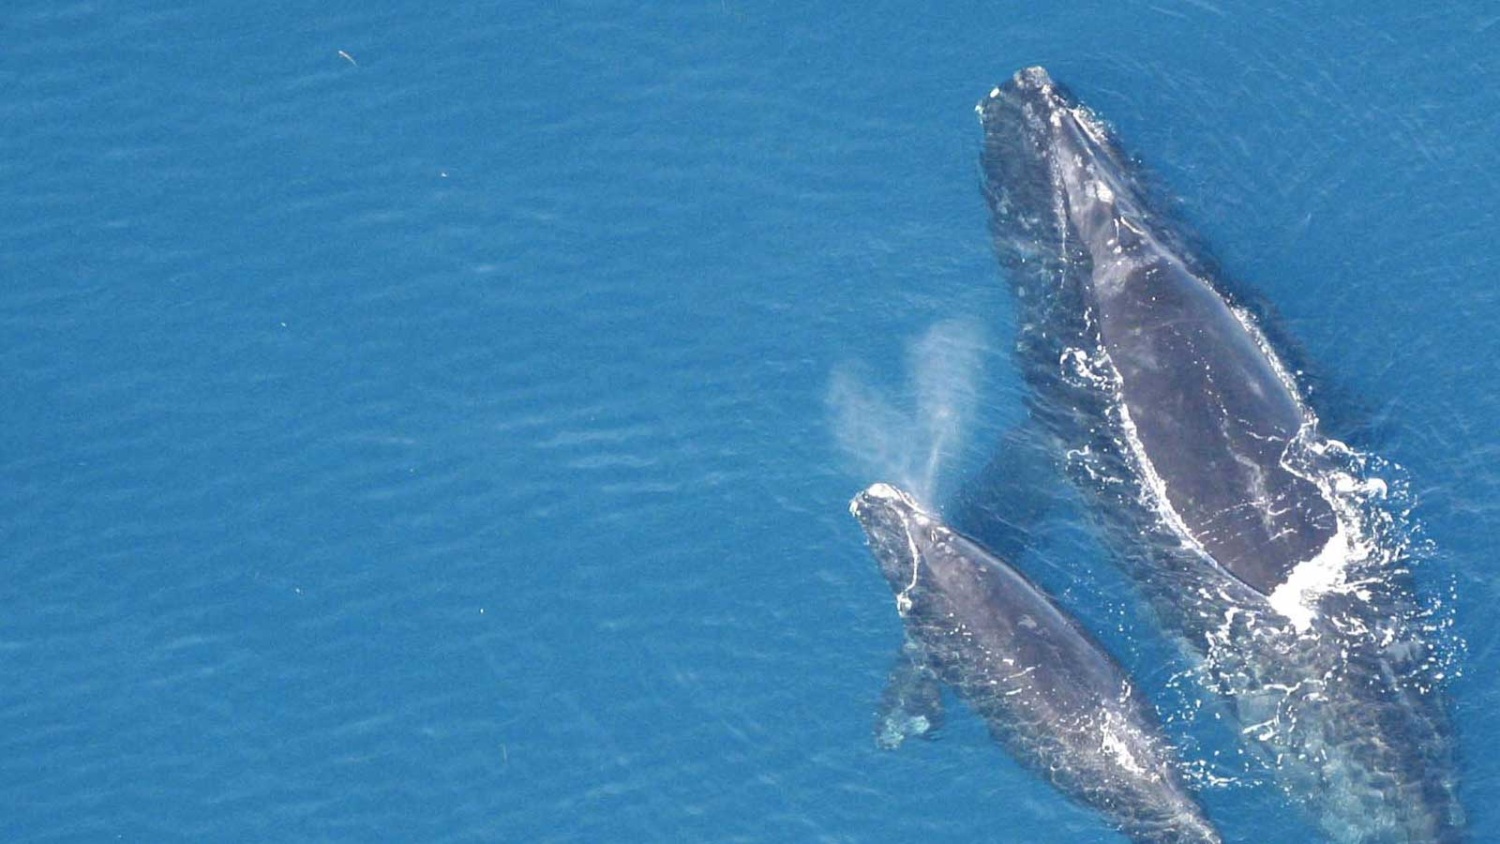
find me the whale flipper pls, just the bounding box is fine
[874,637,945,750]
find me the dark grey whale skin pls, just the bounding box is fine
[852,482,1222,844]
[974,67,1462,843]
[981,68,1335,599]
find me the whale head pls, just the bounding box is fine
[977,67,1151,279]
[849,482,934,609]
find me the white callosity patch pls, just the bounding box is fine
[855,483,928,616]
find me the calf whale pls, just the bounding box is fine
[973,67,1461,842]
[852,482,1221,844]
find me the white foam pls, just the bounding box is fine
[1115,398,1207,559]
[1100,723,1147,776]
[1097,702,1154,779]
[1267,525,1354,632]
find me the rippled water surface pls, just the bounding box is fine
[3,3,1497,841]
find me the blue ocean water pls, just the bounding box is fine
[2,2,1496,841]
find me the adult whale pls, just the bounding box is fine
[851,482,1222,844]
[970,67,1462,843]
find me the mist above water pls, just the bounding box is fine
[828,319,987,507]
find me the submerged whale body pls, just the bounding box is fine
[851,482,1222,844]
[975,67,1462,842]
